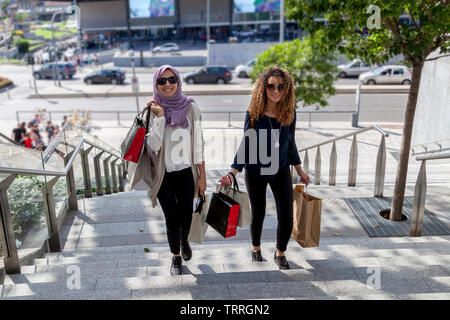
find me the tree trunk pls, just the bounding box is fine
[389,61,424,221]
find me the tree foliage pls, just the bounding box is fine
[14,38,29,54]
[251,36,338,108]
[285,0,449,66]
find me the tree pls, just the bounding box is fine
[251,36,338,108]
[286,0,449,221]
[14,38,29,55]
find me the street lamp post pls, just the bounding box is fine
[352,80,362,127]
[279,0,285,43]
[206,0,210,66]
[129,50,139,113]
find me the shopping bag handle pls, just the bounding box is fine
[194,193,206,213]
[228,171,240,192]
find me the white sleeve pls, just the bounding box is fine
[192,103,205,164]
[146,116,165,152]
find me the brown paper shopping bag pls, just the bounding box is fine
[291,185,322,248]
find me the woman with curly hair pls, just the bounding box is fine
[219,66,310,270]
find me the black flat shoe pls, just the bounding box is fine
[180,241,192,261]
[252,250,263,262]
[170,256,182,276]
[274,251,290,270]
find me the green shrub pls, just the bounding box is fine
[14,38,30,54]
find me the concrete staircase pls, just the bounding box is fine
[1,182,450,300]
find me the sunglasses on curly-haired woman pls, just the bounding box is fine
[266,83,285,92]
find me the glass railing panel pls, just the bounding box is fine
[73,152,84,196]
[53,175,69,219]
[7,175,49,250]
[0,140,45,171]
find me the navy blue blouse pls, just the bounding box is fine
[231,111,301,175]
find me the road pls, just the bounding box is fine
[0,64,408,137]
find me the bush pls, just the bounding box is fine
[12,30,24,37]
[0,77,13,89]
[14,38,30,54]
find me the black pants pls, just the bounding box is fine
[157,167,195,255]
[245,168,293,252]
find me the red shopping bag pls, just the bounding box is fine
[121,107,151,163]
[123,127,146,163]
[206,191,240,238]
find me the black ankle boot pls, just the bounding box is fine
[180,241,192,261]
[251,250,263,262]
[274,251,290,270]
[170,255,182,276]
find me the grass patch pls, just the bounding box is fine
[0,58,25,66]
[33,28,68,40]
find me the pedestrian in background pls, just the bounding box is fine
[219,66,310,270]
[11,123,26,144]
[45,121,55,143]
[144,65,206,276]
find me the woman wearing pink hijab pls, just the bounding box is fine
[145,65,206,275]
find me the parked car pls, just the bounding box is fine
[84,69,125,85]
[359,65,412,85]
[183,66,232,84]
[152,43,179,53]
[33,63,76,80]
[337,59,373,78]
[235,59,256,78]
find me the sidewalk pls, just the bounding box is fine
[27,84,410,99]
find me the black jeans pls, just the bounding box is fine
[157,167,195,255]
[245,168,293,252]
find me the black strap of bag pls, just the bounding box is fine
[194,194,206,214]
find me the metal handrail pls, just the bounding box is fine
[416,151,450,161]
[293,124,389,196]
[410,151,450,237]
[298,125,389,152]
[411,138,450,155]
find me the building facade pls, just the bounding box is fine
[54,0,299,46]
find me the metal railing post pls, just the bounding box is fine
[374,135,386,197]
[329,141,337,186]
[81,146,94,198]
[0,175,21,274]
[348,134,358,186]
[94,151,105,196]
[118,163,124,192]
[410,160,427,237]
[314,146,321,185]
[41,176,61,252]
[103,155,113,195]
[303,149,309,175]
[111,158,119,193]
[64,151,78,210]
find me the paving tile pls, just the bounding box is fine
[267,267,359,282]
[310,279,381,297]
[95,275,181,291]
[353,265,449,281]
[4,279,98,298]
[422,277,450,292]
[228,282,285,300]
[131,284,230,300]
[397,293,450,300]
[181,271,269,286]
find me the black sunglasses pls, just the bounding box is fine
[266,83,285,92]
[157,76,178,85]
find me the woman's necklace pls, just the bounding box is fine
[268,116,280,148]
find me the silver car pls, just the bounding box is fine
[359,65,412,85]
[337,59,373,78]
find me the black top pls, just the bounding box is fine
[12,127,26,143]
[231,111,301,175]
